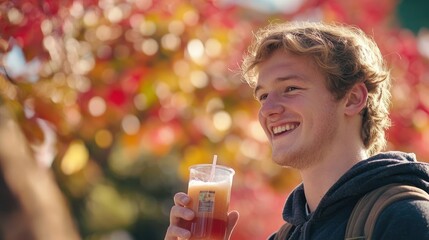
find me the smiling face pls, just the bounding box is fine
[255,50,345,169]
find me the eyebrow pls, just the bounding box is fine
[253,75,301,98]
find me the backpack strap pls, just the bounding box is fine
[345,183,429,240]
[273,222,294,240]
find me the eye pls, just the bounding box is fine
[258,93,268,101]
[285,86,298,92]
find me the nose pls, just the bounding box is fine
[259,94,284,118]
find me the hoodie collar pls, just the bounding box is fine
[282,151,429,224]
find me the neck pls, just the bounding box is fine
[301,147,368,212]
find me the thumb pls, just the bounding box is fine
[225,210,239,240]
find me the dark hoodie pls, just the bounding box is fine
[269,151,429,240]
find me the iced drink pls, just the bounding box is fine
[182,164,235,240]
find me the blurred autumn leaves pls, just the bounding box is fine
[1,0,429,239]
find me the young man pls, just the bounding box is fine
[165,21,429,240]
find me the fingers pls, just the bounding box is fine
[174,192,191,206]
[170,205,195,224]
[170,193,194,224]
[165,193,194,240]
[226,210,239,240]
[166,193,239,240]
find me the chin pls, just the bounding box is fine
[271,149,310,170]
[272,152,294,167]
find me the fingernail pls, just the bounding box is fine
[185,210,194,219]
[182,196,190,204]
[181,229,191,239]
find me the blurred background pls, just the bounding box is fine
[0,0,428,239]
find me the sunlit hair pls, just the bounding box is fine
[241,21,391,156]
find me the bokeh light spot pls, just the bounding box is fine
[250,120,267,142]
[41,19,53,35]
[122,114,140,135]
[106,6,123,23]
[161,33,181,51]
[70,2,84,18]
[418,30,429,58]
[73,75,92,92]
[187,39,205,61]
[155,82,171,100]
[74,56,95,75]
[158,126,175,144]
[88,96,107,117]
[133,93,148,111]
[240,139,261,159]
[213,111,232,131]
[183,10,199,26]
[190,70,209,88]
[84,10,99,27]
[205,39,222,58]
[96,25,112,41]
[139,21,156,36]
[141,39,158,55]
[95,129,113,148]
[61,140,89,175]
[7,8,24,25]
[206,97,224,113]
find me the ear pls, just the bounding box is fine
[344,82,368,116]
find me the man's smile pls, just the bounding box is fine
[272,123,300,135]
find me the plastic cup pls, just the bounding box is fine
[182,164,235,240]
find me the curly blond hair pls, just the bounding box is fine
[241,21,391,156]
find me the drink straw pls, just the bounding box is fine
[209,154,217,181]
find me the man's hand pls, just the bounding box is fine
[164,192,239,240]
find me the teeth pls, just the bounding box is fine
[273,123,298,135]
